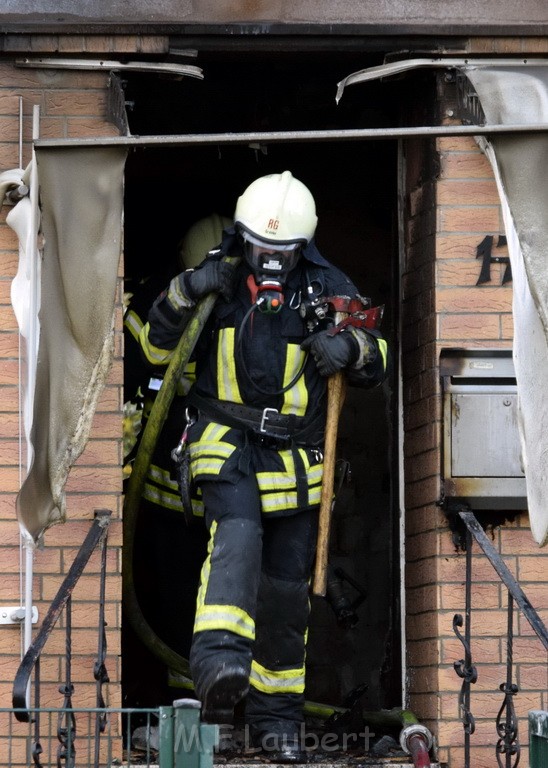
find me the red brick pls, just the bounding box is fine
[75,439,120,467]
[519,663,548,690]
[440,151,494,180]
[438,206,501,233]
[64,466,121,495]
[439,312,501,340]
[440,581,501,610]
[499,526,541,556]
[518,556,548,581]
[66,117,119,138]
[437,135,480,153]
[37,116,67,139]
[437,259,505,287]
[0,466,23,492]
[501,313,514,340]
[45,90,107,117]
[0,332,20,357]
[436,233,491,259]
[437,179,500,206]
[437,286,512,313]
[0,304,19,331]
[440,635,501,664]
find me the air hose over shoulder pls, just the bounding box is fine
[122,256,240,677]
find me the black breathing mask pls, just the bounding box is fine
[242,233,302,314]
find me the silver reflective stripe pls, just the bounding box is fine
[194,604,255,640]
[143,483,183,512]
[249,660,305,694]
[124,309,143,341]
[148,463,179,491]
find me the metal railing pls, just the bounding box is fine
[449,505,548,768]
[1,707,160,768]
[11,510,112,767]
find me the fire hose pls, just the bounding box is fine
[122,256,240,678]
[304,703,434,766]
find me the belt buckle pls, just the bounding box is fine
[259,407,278,434]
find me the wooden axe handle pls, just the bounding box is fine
[312,370,346,596]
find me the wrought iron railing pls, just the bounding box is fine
[1,706,160,768]
[12,509,112,766]
[449,504,548,768]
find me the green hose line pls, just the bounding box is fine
[303,702,422,729]
[303,701,347,719]
[122,258,239,677]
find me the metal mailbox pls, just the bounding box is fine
[440,348,527,510]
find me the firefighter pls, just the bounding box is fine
[124,213,232,516]
[123,214,231,699]
[144,171,389,760]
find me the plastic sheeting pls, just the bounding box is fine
[10,147,127,544]
[1,164,39,490]
[465,66,548,546]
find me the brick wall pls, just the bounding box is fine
[0,46,130,718]
[0,29,547,768]
[403,90,548,766]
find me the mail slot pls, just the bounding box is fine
[440,348,527,510]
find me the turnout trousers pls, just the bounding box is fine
[189,471,318,731]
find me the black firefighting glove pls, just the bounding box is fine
[183,260,236,302]
[301,330,359,377]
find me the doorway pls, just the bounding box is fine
[121,46,401,715]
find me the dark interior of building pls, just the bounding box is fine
[121,46,403,729]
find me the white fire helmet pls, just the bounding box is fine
[234,171,318,246]
[178,212,232,270]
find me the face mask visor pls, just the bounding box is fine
[241,231,302,282]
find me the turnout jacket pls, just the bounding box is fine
[142,230,388,517]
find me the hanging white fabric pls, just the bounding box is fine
[0,163,40,545]
[6,146,127,544]
[465,66,548,546]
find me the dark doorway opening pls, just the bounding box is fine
[121,46,401,718]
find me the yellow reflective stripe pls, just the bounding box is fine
[189,423,235,476]
[190,443,235,460]
[217,328,243,403]
[256,449,295,492]
[143,483,184,512]
[191,458,225,475]
[307,485,322,506]
[192,499,204,517]
[184,360,197,381]
[202,422,231,442]
[148,463,179,491]
[307,465,323,485]
[194,604,255,640]
[280,449,295,474]
[139,322,173,365]
[257,449,323,511]
[257,474,296,492]
[281,343,308,416]
[194,522,255,640]
[124,309,144,342]
[378,338,388,370]
[249,660,305,694]
[261,491,298,513]
[195,520,216,612]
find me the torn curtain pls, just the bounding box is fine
[464,65,548,546]
[13,146,127,544]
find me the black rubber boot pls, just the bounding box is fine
[249,720,307,763]
[200,662,250,724]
